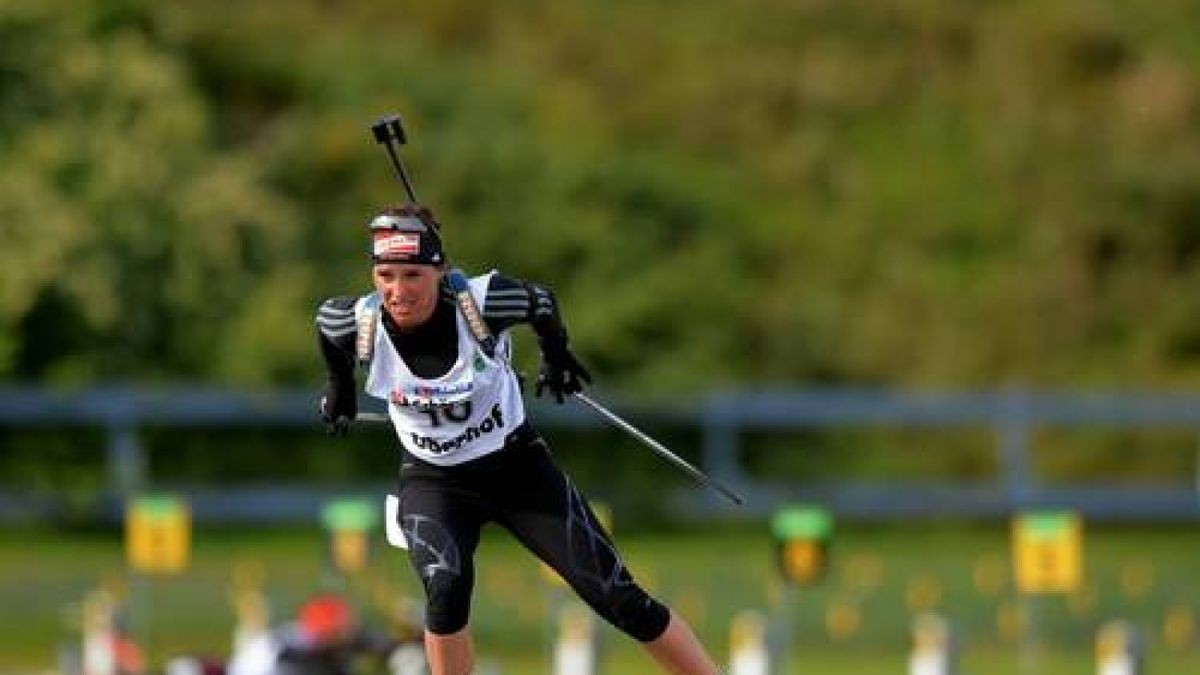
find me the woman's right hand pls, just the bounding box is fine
[319,380,357,436]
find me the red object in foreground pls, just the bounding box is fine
[299,594,354,644]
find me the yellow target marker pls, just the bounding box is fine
[783,541,823,584]
[1119,560,1154,601]
[825,598,862,642]
[842,552,885,593]
[126,495,190,575]
[321,499,377,575]
[906,576,943,613]
[1163,605,1195,650]
[1012,511,1083,595]
[771,506,833,586]
[971,554,1006,598]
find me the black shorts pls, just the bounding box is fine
[396,423,670,641]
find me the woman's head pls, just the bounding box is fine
[368,202,444,266]
[368,203,446,329]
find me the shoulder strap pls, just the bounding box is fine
[355,292,381,367]
[447,268,496,358]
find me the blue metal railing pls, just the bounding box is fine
[1,386,1197,523]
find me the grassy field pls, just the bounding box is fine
[1,524,1197,673]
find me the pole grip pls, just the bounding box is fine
[371,114,406,144]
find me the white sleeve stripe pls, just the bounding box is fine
[485,299,531,310]
[319,308,355,320]
[488,288,529,298]
[486,310,529,319]
[319,319,355,331]
[319,314,355,329]
[317,313,356,325]
[320,326,357,339]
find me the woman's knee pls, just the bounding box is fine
[423,574,473,634]
[590,585,671,642]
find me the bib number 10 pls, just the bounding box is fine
[420,401,472,428]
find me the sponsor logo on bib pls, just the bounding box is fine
[390,381,473,408]
[409,403,506,455]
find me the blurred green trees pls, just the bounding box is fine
[3,0,1200,392]
[0,0,303,383]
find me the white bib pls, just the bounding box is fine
[360,272,526,465]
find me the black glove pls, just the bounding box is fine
[535,337,592,404]
[319,379,357,436]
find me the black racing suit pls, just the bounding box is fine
[316,273,670,641]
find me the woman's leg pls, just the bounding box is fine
[492,436,720,673]
[643,610,720,675]
[424,626,475,675]
[398,485,485,675]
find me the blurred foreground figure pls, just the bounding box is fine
[227,594,419,675]
[315,203,719,674]
[80,587,146,675]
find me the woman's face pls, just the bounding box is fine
[372,262,443,329]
